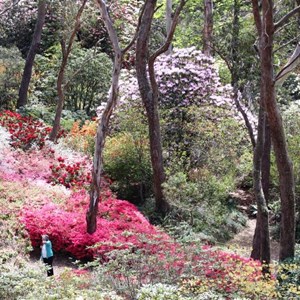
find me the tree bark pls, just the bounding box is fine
[203,0,213,56]
[251,0,295,261]
[261,120,271,204]
[86,0,143,233]
[136,0,169,214]
[166,0,172,54]
[17,0,46,108]
[136,0,186,214]
[49,0,87,141]
[251,107,270,266]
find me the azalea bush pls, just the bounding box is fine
[90,242,280,300]
[21,189,172,260]
[47,156,92,189]
[0,110,66,150]
[63,119,97,155]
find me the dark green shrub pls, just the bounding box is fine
[104,132,152,204]
[32,45,112,115]
[0,47,24,110]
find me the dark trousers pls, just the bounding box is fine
[42,256,54,276]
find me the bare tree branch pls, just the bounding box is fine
[210,43,233,72]
[0,0,21,16]
[274,5,300,31]
[122,3,145,54]
[274,34,300,53]
[149,0,187,62]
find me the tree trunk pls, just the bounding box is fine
[261,120,271,204]
[136,0,170,214]
[203,0,213,56]
[49,0,87,141]
[251,117,271,261]
[252,0,295,261]
[86,0,123,233]
[17,0,46,108]
[166,0,172,54]
[251,107,270,266]
[135,0,186,214]
[49,41,67,142]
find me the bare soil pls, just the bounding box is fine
[226,218,280,261]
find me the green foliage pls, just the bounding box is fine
[104,132,152,204]
[0,47,24,110]
[32,45,112,115]
[137,283,187,300]
[276,247,300,299]
[171,0,203,48]
[64,48,112,115]
[0,257,123,300]
[162,171,247,243]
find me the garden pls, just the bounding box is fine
[1,0,300,299]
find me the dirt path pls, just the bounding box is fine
[225,218,280,261]
[29,251,78,277]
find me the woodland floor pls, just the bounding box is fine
[226,218,280,261]
[225,189,280,261]
[28,188,281,278]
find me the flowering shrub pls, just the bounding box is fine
[47,156,92,189]
[63,119,97,155]
[0,110,66,150]
[155,47,232,109]
[179,247,277,299]
[21,190,171,259]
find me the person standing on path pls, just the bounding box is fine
[41,234,54,276]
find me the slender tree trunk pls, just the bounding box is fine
[86,1,122,233]
[86,52,122,233]
[261,120,271,204]
[203,0,213,56]
[251,107,270,266]
[49,41,67,141]
[86,0,141,233]
[136,0,186,214]
[49,0,87,141]
[17,0,46,108]
[136,0,170,214]
[166,0,172,54]
[252,0,295,261]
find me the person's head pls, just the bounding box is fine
[42,234,49,241]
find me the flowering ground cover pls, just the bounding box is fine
[1,110,299,299]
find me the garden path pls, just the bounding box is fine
[226,218,280,261]
[224,188,280,261]
[29,251,78,276]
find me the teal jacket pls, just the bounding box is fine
[41,240,53,258]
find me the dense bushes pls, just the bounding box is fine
[0,47,24,110]
[32,46,112,115]
[0,110,65,150]
[104,132,152,204]
[21,191,171,260]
